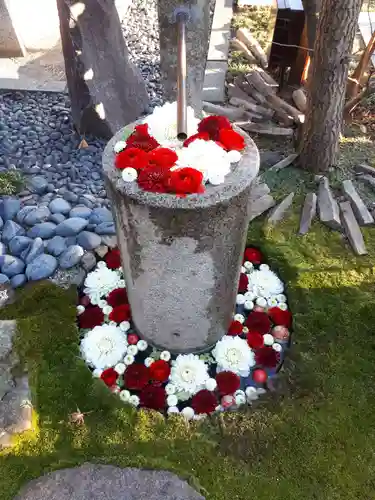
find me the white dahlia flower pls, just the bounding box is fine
[170,353,210,397]
[84,266,123,303]
[247,268,284,299]
[213,336,255,377]
[80,324,128,370]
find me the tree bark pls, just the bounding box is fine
[299,0,363,173]
[346,30,375,99]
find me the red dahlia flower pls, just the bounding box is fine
[107,288,128,308]
[247,331,264,349]
[218,128,245,151]
[148,148,178,168]
[165,167,204,196]
[255,347,280,368]
[105,248,121,269]
[245,311,271,334]
[123,363,150,390]
[183,132,210,147]
[149,359,171,383]
[137,164,170,193]
[139,385,166,410]
[228,320,243,336]
[198,115,232,141]
[268,307,292,328]
[243,247,263,264]
[100,367,118,387]
[192,389,218,414]
[126,124,159,152]
[252,368,268,383]
[115,147,149,171]
[216,371,241,395]
[238,273,248,293]
[80,295,91,307]
[78,305,104,329]
[109,304,131,323]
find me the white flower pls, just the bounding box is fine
[97,261,107,269]
[267,297,279,308]
[92,368,103,378]
[236,294,246,305]
[243,261,254,272]
[245,386,258,401]
[181,407,195,420]
[84,266,123,303]
[227,150,242,163]
[114,140,127,153]
[259,264,270,271]
[119,389,130,402]
[272,343,282,352]
[129,395,140,407]
[256,297,267,308]
[118,280,126,288]
[167,406,180,415]
[170,354,210,397]
[208,173,225,185]
[165,383,176,395]
[120,321,130,332]
[122,167,138,182]
[176,391,191,401]
[98,299,107,309]
[212,336,255,377]
[244,291,256,301]
[240,265,246,274]
[167,395,178,407]
[160,350,171,362]
[144,357,154,367]
[205,378,217,391]
[115,362,126,375]
[276,294,287,304]
[247,268,284,299]
[137,340,148,351]
[143,101,199,147]
[127,345,138,356]
[244,300,254,311]
[80,324,128,370]
[242,326,249,334]
[234,313,245,324]
[124,354,135,365]
[109,321,117,327]
[102,305,113,315]
[234,390,246,406]
[263,333,274,346]
[77,305,85,315]
[278,302,288,311]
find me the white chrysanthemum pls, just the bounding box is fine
[143,101,199,147]
[236,294,245,305]
[160,350,171,362]
[234,389,246,406]
[234,313,245,324]
[114,140,127,153]
[167,395,178,407]
[247,268,284,299]
[122,167,138,182]
[244,300,254,311]
[127,345,138,356]
[129,395,140,407]
[227,150,242,163]
[267,297,279,308]
[167,406,180,415]
[120,321,130,332]
[144,357,154,367]
[256,297,267,308]
[103,305,113,315]
[272,343,282,352]
[181,407,195,420]
[115,362,126,374]
[84,267,123,303]
[245,386,258,401]
[77,305,85,315]
[213,336,255,377]
[243,261,254,272]
[93,368,103,378]
[263,333,274,346]
[170,354,210,397]
[165,383,176,395]
[278,302,288,311]
[276,293,287,304]
[137,340,148,351]
[119,389,131,402]
[124,354,135,365]
[80,324,128,370]
[206,378,217,391]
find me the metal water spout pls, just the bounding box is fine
[175,8,189,140]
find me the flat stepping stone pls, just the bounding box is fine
[299,192,317,235]
[339,201,367,255]
[249,194,276,222]
[342,180,374,225]
[317,177,341,230]
[14,464,205,500]
[268,192,294,224]
[357,174,375,189]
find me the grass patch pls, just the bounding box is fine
[0,171,23,195]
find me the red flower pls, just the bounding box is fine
[247,331,264,349]
[127,333,139,345]
[228,320,243,336]
[255,347,280,368]
[78,305,104,329]
[123,363,150,390]
[148,148,178,168]
[139,385,166,410]
[216,371,241,396]
[218,128,245,151]
[100,368,118,387]
[238,273,248,293]
[149,360,171,383]
[137,164,170,193]
[80,295,91,307]
[126,124,160,152]
[198,115,232,141]
[165,167,204,196]
[109,304,131,323]
[105,249,121,269]
[243,247,263,264]
[183,132,210,147]
[245,311,271,334]
[115,147,149,171]
[268,307,292,328]
[252,368,268,383]
[192,389,218,414]
[107,288,128,308]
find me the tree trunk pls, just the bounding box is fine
[299,0,363,173]
[56,0,150,139]
[346,30,375,99]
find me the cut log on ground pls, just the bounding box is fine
[231,38,257,63]
[236,28,268,69]
[268,153,299,172]
[355,163,375,177]
[229,97,274,119]
[292,89,307,112]
[202,102,247,121]
[340,201,368,255]
[357,174,375,189]
[342,180,374,225]
[235,122,294,136]
[227,83,257,103]
[299,192,317,235]
[256,68,279,90]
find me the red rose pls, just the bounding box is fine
[100,367,118,387]
[78,305,104,329]
[228,320,243,336]
[149,359,171,383]
[115,147,149,171]
[238,273,248,293]
[105,249,121,269]
[165,167,204,196]
[109,304,131,323]
[80,295,91,307]
[126,124,160,152]
[107,288,128,308]
[252,368,268,383]
[247,331,264,349]
[127,333,139,345]
[148,148,178,168]
[139,385,166,410]
[243,247,263,264]
[198,115,232,141]
[137,164,170,193]
[191,389,218,414]
[218,128,245,151]
[255,347,280,368]
[123,363,150,390]
[245,311,271,334]
[268,307,292,328]
[183,132,210,147]
[216,371,241,396]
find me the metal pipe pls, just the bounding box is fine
[176,12,188,140]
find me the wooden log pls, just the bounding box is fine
[231,38,257,64]
[254,68,278,91]
[229,97,274,119]
[355,163,375,177]
[268,153,299,172]
[235,121,294,136]
[292,88,307,112]
[236,28,268,69]
[357,174,375,189]
[227,84,257,104]
[202,102,247,121]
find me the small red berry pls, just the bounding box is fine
[127,333,139,345]
[252,369,268,384]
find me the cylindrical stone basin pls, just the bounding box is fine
[103,124,259,354]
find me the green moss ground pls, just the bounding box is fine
[1,205,375,499]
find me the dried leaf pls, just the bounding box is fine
[78,138,89,149]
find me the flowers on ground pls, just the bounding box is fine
[170,354,210,397]
[83,264,123,304]
[213,336,255,377]
[80,324,128,370]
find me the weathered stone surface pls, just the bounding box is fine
[14,464,205,499]
[26,254,58,281]
[89,207,113,225]
[94,245,108,258]
[11,274,27,288]
[317,177,341,230]
[25,238,45,264]
[23,206,51,226]
[358,174,375,190]
[101,235,117,248]
[340,201,367,255]
[0,197,20,221]
[0,255,25,278]
[55,218,88,237]
[9,236,32,257]
[49,266,86,289]
[299,192,317,235]
[0,283,14,308]
[0,0,26,57]
[49,198,72,215]
[59,245,84,269]
[27,222,57,239]
[103,124,259,353]
[47,236,67,257]
[267,192,294,224]
[77,231,102,250]
[0,376,32,438]
[342,179,374,225]
[2,220,25,244]
[355,163,375,177]
[248,181,270,201]
[70,206,93,219]
[248,194,275,222]
[81,252,97,272]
